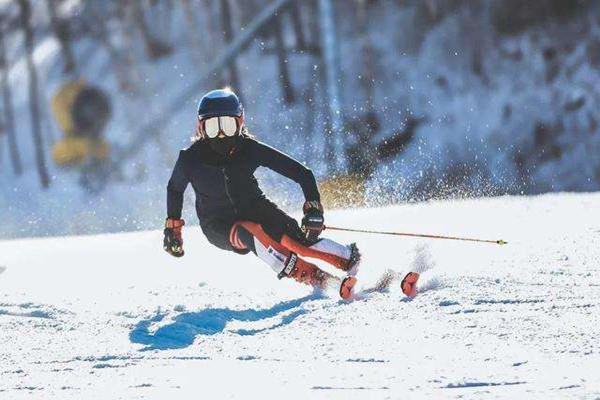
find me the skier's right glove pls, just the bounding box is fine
[164,218,185,257]
[301,201,324,243]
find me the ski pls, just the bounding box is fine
[400,272,420,297]
[360,270,420,298]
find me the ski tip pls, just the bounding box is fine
[340,276,357,300]
[401,272,420,298]
[496,240,508,245]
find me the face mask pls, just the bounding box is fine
[208,136,238,156]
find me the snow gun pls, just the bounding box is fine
[324,226,507,246]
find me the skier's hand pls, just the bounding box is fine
[164,218,185,257]
[302,201,324,243]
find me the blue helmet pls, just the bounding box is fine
[197,88,243,120]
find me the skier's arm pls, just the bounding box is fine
[167,151,189,219]
[165,152,189,257]
[253,140,324,242]
[253,141,320,202]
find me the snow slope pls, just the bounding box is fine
[0,192,599,399]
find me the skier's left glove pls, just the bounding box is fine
[164,218,185,257]
[301,201,324,243]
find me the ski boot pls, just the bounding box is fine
[282,254,357,300]
[282,254,335,289]
[400,272,420,297]
[343,243,361,276]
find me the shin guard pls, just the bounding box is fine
[281,235,359,272]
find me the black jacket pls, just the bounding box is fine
[167,137,320,227]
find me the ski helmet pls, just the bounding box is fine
[196,88,245,156]
[197,88,243,120]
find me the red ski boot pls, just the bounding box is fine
[282,254,358,300]
[400,272,420,297]
[284,255,334,290]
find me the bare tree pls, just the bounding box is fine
[18,0,50,188]
[0,115,3,165]
[0,18,22,176]
[356,0,375,113]
[318,0,343,173]
[181,0,206,64]
[341,0,379,176]
[287,1,306,51]
[220,0,241,91]
[131,0,172,60]
[345,117,424,179]
[202,0,220,58]
[46,0,76,73]
[273,15,295,103]
[87,2,141,94]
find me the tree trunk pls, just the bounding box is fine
[307,0,321,53]
[288,1,306,51]
[18,0,50,188]
[220,0,241,91]
[273,15,295,103]
[46,0,76,74]
[203,0,224,86]
[181,0,206,65]
[466,2,490,85]
[305,0,328,167]
[201,0,218,55]
[356,0,375,113]
[302,66,316,160]
[318,0,343,174]
[0,24,22,176]
[88,2,140,94]
[341,0,379,178]
[131,0,172,60]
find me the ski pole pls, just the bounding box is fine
[324,226,507,245]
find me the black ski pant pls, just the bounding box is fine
[199,198,308,254]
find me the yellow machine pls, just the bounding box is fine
[51,80,111,167]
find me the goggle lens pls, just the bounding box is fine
[220,116,238,136]
[202,116,239,138]
[204,117,220,138]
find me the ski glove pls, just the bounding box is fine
[301,201,324,243]
[164,218,185,257]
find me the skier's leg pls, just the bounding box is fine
[202,217,250,253]
[230,221,356,298]
[281,235,360,273]
[245,199,360,272]
[230,221,328,285]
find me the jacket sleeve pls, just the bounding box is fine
[253,140,320,202]
[167,151,189,219]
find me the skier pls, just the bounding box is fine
[163,88,361,299]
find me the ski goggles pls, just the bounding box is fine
[200,116,241,138]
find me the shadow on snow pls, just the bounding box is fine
[129,295,320,350]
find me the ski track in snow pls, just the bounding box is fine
[0,193,599,399]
